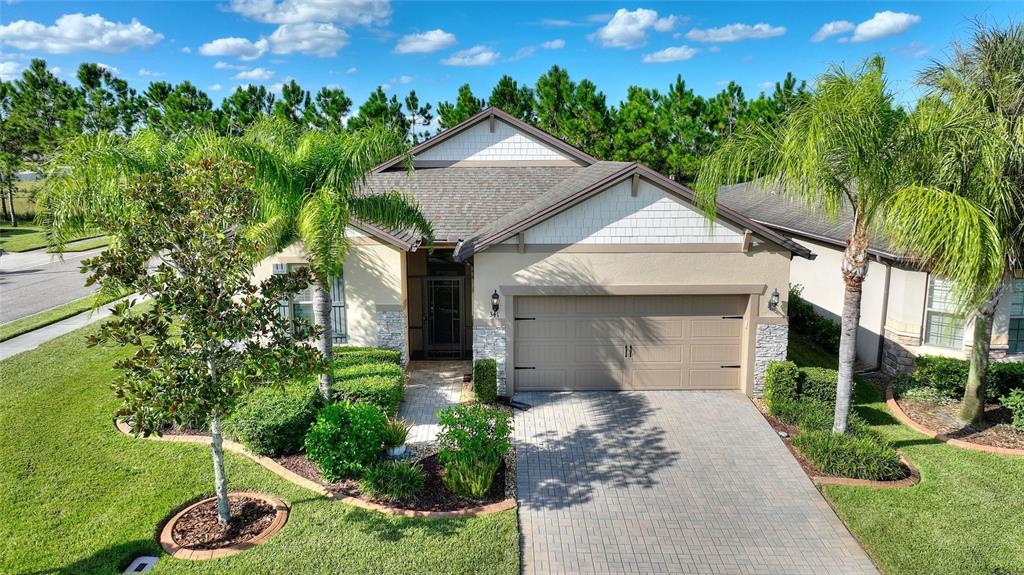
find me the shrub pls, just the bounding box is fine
[770,397,872,438]
[913,355,1024,400]
[437,403,512,499]
[791,430,904,481]
[893,375,954,405]
[383,418,409,448]
[991,362,1024,400]
[304,402,387,481]
[226,382,321,457]
[359,460,425,503]
[333,346,402,368]
[788,285,841,353]
[1001,389,1024,432]
[799,367,838,405]
[332,361,405,415]
[764,361,800,410]
[473,359,498,404]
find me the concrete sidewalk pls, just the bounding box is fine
[0,295,136,361]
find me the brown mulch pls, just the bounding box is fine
[171,496,276,550]
[895,396,1024,451]
[276,452,508,512]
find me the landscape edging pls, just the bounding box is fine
[885,385,1024,457]
[159,492,289,560]
[114,420,517,519]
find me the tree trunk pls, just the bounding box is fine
[959,280,1005,424]
[833,225,869,434]
[7,188,16,227]
[210,414,231,526]
[312,276,334,402]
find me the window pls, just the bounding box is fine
[274,264,347,343]
[1010,278,1024,354]
[924,276,964,349]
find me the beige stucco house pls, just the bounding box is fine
[717,183,1024,375]
[254,108,813,396]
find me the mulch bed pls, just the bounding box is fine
[895,396,1024,451]
[276,451,508,512]
[171,496,276,550]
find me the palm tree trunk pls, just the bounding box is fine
[959,280,1005,424]
[833,226,868,434]
[210,414,231,525]
[312,277,334,402]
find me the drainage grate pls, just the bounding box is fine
[124,556,159,574]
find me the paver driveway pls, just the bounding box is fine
[514,391,878,575]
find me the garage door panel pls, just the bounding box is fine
[573,343,627,365]
[517,296,570,316]
[689,343,742,363]
[574,296,627,314]
[632,369,685,390]
[575,318,630,339]
[633,317,685,340]
[516,319,568,339]
[517,343,570,364]
[574,368,626,390]
[688,369,740,389]
[632,344,683,363]
[689,295,747,315]
[633,295,690,315]
[516,369,567,390]
[690,319,743,338]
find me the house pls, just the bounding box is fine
[716,182,1024,374]
[253,108,814,396]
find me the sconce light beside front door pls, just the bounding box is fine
[767,288,780,312]
[491,290,500,317]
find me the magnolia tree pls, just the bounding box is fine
[84,157,324,525]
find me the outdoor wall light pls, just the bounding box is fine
[768,288,780,312]
[491,290,500,317]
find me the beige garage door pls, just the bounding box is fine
[513,294,746,391]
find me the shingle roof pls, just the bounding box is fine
[360,165,583,242]
[715,181,904,261]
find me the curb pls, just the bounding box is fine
[115,420,517,519]
[885,385,1024,457]
[159,492,289,560]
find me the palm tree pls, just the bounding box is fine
[694,56,1001,433]
[237,117,433,401]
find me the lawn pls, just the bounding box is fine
[0,223,107,253]
[0,321,519,574]
[0,290,128,342]
[787,336,1024,575]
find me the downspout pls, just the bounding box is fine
[875,256,892,370]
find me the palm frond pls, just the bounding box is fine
[347,190,434,243]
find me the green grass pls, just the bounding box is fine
[787,338,1024,575]
[0,291,128,342]
[51,235,110,252]
[0,223,106,253]
[0,321,519,575]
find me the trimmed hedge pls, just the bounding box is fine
[227,382,321,457]
[913,355,1024,401]
[800,367,838,405]
[333,346,402,368]
[788,285,841,353]
[763,361,838,411]
[473,359,498,404]
[791,429,904,481]
[331,361,405,415]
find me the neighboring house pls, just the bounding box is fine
[717,182,1024,375]
[253,108,813,396]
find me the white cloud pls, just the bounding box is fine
[394,29,456,54]
[685,22,785,43]
[589,8,675,49]
[441,45,499,66]
[50,66,62,76]
[138,68,163,77]
[209,83,223,91]
[199,37,268,60]
[510,46,536,61]
[642,44,697,63]
[180,46,191,54]
[0,60,20,80]
[540,38,565,49]
[851,11,920,43]
[226,0,392,26]
[715,80,729,87]
[898,41,930,58]
[235,67,274,80]
[346,66,357,74]
[810,20,854,43]
[95,62,119,75]
[0,13,163,54]
[214,60,247,70]
[758,81,774,89]
[395,74,413,84]
[268,22,349,56]
[707,45,720,53]
[540,18,575,28]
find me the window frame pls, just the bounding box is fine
[923,275,965,349]
[1010,277,1024,354]
[283,263,347,344]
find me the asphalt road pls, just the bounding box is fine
[0,247,104,323]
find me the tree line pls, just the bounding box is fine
[0,58,807,191]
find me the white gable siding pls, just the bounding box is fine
[523,180,744,244]
[417,119,571,162]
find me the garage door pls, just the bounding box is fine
[513,294,746,391]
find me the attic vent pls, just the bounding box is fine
[123,556,159,574]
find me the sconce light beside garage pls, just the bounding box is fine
[767,288,780,312]
[491,290,500,317]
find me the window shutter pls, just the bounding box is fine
[331,274,347,343]
[272,263,290,321]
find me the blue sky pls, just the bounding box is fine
[1,1,1019,110]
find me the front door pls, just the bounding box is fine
[425,277,463,358]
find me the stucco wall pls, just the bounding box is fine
[252,228,406,353]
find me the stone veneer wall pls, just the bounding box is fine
[376,309,407,365]
[473,325,507,395]
[754,323,789,395]
[881,329,921,376]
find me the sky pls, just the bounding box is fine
[0,1,1019,111]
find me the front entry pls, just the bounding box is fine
[425,277,463,359]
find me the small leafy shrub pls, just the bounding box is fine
[304,402,387,481]
[359,460,425,503]
[227,381,321,457]
[764,361,800,410]
[792,429,904,481]
[336,375,404,415]
[788,285,841,353]
[893,375,954,405]
[437,403,512,499]
[473,359,498,404]
[799,367,838,405]
[913,355,1024,400]
[770,398,871,437]
[383,418,409,448]
[333,346,402,368]
[991,362,1024,400]
[1001,389,1024,432]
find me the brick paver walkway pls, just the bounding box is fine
[515,391,878,575]
[398,361,468,444]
